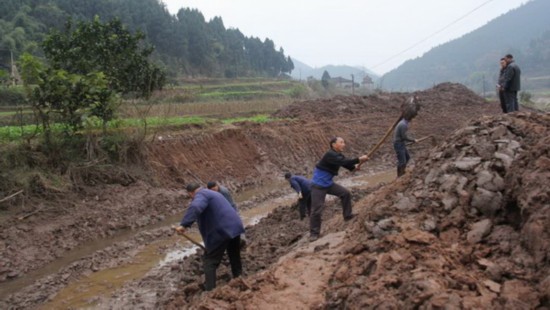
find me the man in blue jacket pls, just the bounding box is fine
[309,137,369,241]
[175,183,244,291]
[284,172,312,220]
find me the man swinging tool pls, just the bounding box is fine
[393,96,422,177]
[356,96,421,172]
[393,114,417,177]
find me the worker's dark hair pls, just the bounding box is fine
[284,172,291,179]
[505,54,514,59]
[500,57,506,61]
[329,136,340,149]
[186,182,200,192]
[206,181,217,189]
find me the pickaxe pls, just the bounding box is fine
[356,96,421,169]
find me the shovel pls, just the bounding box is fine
[172,226,206,250]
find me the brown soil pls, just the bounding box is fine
[2,83,547,309]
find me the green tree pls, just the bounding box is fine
[20,53,115,143]
[42,16,165,98]
[321,70,331,89]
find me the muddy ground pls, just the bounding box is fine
[1,83,547,309]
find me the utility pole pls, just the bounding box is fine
[482,74,486,98]
[10,50,15,86]
[351,74,355,95]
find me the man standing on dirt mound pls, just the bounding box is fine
[309,137,369,242]
[175,183,244,291]
[502,53,521,112]
[284,172,312,220]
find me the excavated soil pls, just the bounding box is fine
[2,83,547,309]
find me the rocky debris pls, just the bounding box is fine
[320,112,550,309]
[171,112,548,309]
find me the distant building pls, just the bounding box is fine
[362,75,374,90]
[330,76,359,88]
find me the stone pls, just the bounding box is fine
[471,188,502,217]
[442,195,458,211]
[421,217,437,232]
[454,157,481,171]
[494,152,513,169]
[439,174,458,192]
[403,229,437,245]
[483,280,501,293]
[395,195,417,211]
[424,167,440,185]
[476,170,504,192]
[467,219,493,244]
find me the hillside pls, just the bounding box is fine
[0,0,293,79]
[381,0,550,93]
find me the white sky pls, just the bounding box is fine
[162,0,528,75]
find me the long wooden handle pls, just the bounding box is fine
[173,226,206,250]
[406,135,434,146]
[357,114,402,169]
[181,233,206,250]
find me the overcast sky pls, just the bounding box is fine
[162,0,528,75]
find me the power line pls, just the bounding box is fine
[371,0,496,71]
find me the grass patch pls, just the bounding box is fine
[221,114,276,124]
[198,90,285,101]
[0,116,209,142]
[0,110,33,117]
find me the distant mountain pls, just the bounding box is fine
[290,58,380,82]
[381,0,550,93]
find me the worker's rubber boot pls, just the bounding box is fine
[397,166,405,177]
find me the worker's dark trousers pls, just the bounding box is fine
[310,183,352,237]
[498,91,508,113]
[298,194,311,220]
[394,142,410,177]
[504,90,519,112]
[203,235,242,291]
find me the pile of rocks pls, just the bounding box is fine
[326,112,550,308]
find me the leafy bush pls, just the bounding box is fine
[0,87,27,106]
[520,91,532,103]
[287,84,308,99]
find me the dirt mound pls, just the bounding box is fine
[176,112,549,309]
[273,82,485,121]
[324,112,550,308]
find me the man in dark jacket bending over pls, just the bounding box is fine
[285,172,312,220]
[175,183,244,291]
[309,137,369,241]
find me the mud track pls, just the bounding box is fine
[3,83,545,309]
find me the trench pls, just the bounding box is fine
[10,170,395,309]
